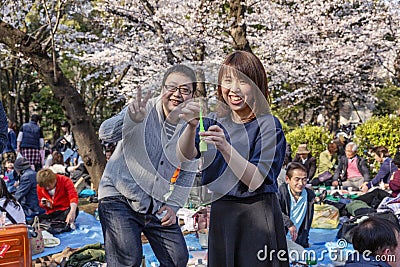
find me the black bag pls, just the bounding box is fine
[336,211,399,243]
[39,220,71,235]
[324,200,348,217]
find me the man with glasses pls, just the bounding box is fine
[98,64,198,267]
[278,162,316,248]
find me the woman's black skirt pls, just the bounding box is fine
[208,193,289,267]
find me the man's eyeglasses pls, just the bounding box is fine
[164,85,192,95]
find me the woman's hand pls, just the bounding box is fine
[200,125,230,154]
[179,100,200,128]
[128,87,152,122]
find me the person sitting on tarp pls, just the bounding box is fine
[361,146,398,193]
[388,152,400,198]
[332,142,370,190]
[278,162,316,248]
[13,157,44,219]
[311,141,338,186]
[37,168,79,226]
[49,151,79,177]
[292,144,317,182]
[2,160,17,194]
[343,216,400,267]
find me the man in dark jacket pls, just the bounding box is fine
[332,142,370,190]
[13,157,44,219]
[17,114,44,171]
[278,162,316,248]
[343,217,399,267]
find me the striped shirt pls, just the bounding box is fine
[164,120,177,140]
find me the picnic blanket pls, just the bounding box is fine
[143,228,348,266]
[32,211,104,259]
[33,211,349,266]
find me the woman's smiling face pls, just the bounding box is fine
[220,70,254,118]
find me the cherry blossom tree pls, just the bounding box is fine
[79,0,400,131]
[0,0,399,190]
[245,0,400,130]
[0,0,106,190]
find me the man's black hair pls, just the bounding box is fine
[161,64,197,95]
[352,216,400,256]
[31,114,40,123]
[286,162,307,179]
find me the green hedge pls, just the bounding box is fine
[354,115,400,157]
[285,125,333,159]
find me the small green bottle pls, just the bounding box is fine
[306,255,317,266]
[199,106,207,152]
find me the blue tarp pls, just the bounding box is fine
[32,211,104,259]
[144,228,348,266]
[308,227,354,265]
[143,234,204,266]
[33,211,347,266]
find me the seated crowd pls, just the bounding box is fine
[1,156,79,228]
[277,139,400,266]
[0,118,107,228]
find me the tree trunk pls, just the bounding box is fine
[324,95,340,134]
[0,19,106,191]
[394,50,400,85]
[229,0,252,53]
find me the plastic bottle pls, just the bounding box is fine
[69,222,76,230]
[199,106,207,153]
[94,208,99,220]
[195,259,207,267]
[0,212,6,227]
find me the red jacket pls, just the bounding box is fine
[37,174,78,214]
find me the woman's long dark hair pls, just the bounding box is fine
[0,178,20,210]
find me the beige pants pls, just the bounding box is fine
[342,176,364,190]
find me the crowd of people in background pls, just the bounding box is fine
[282,137,400,195]
[0,104,113,230]
[277,132,400,266]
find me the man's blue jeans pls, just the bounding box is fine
[98,196,189,267]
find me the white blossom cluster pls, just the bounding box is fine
[0,0,399,113]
